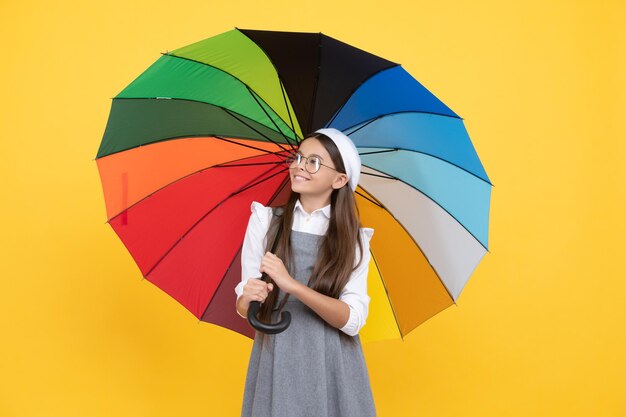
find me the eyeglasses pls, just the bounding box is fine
[284,151,339,174]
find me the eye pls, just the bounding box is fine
[308,156,320,169]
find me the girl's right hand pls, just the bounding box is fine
[242,278,274,307]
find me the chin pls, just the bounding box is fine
[292,180,314,194]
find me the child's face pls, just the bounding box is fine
[288,137,348,195]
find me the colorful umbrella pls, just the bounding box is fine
[96,28,492,343]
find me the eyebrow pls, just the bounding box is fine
[297,151,324,161]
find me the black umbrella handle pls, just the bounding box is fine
[246,206,291,334]
[247,299,291,334]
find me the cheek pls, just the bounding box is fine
[319,176,336,188]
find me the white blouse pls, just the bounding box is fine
[235,199,375,336]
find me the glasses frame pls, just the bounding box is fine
[285,151,339,175]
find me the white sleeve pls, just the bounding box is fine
[338,227,375,336]
[235,201,272,318]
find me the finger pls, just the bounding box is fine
[251,281,266,291]
[253,280,268,288]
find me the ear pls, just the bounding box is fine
[332,173,349,190]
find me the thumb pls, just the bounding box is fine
[268,283,274,291]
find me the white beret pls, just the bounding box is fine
[314,128,361,192]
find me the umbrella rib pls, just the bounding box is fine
[357,147,493,188]
[324,64,401,128]
[144,165,290,278]
[235,27,304,143]
[360,172,395,180]
[234,29,303,140]
[105,149,291,224]
[357,182,457,335]
[221,107,292,153]
[359,149,397,156]
[357,182,449,341]
[96,97,294,161]
[360,162,490,252]
[354,189,385,208]
[307,32,323,134]
[367,248,404,342]
[198,242,245,323]
[279,78,299,143]
[343,115,380,136]
[114,96,292,142]
[96,132,291,165]
[213,161,284,168]
[244,85,297,151]
[344,110,463,138]
[212,135,291,157]
[162,52,299,140]
[198,175,293,322]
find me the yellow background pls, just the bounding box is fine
[1,0,624,416]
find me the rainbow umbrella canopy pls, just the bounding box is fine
[96,28,492,343]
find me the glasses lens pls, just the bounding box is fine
[306,157,320,174]
[285,152,299,167]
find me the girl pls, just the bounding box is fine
[235,128,377,417]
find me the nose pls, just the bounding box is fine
[295,158,306,169]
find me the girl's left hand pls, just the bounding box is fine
[259,252,298,294]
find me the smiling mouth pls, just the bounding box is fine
[293,175,310,181]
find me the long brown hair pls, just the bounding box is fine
[256,132,367,352]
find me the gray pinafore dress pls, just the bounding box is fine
[241,229,377,417]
